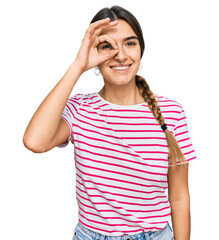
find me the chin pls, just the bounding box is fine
[106,75,136,86]
[102,70,138,85]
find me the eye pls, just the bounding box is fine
[126,41,137,46]
[97,43,113,53]
[101,43,113,49]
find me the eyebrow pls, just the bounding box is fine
[124,36,138,41]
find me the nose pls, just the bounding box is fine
[114,45,127,63]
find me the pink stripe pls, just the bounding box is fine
[68,98,81,106]
[76,180,164,197]
[74,128,167,141]
[109,122,175,128]
[75,144,169,164]
[78,218,163,234]
[77,106,179,120]
[184,150,195,155]
[81,106,180,115]
[178,137,190,143]
[76,170,167,189]
[66,101,78,116]
[78,203,170,226]
[122,136,166,140]
[75,152,167,176]
[147,221,169,224]
[77,196,170,213]
[74,140,168,168]
[73,134,169,162]
[76,185,166,201]
[131,143,168,147]
[142,157,168,162]
[158,98,181,105]
[73,135,168,162]
[177,116,186,122]
[161,110,181,114]
[76,172,167,189]
[174,123,187,131]
[140,213,171,219]
[136,150,168,155]
[74,132,129,148]
[73,124,123,140]
[175,130,188,137]
[89,112,179,121]
[77,191,168,209]
[181,144,192,149]
[187,156,197,161]
[115,129,164,133]
[74,139,141,158]
[76,139,168,152]
[78,211,171,232]
[82,107,151,113]
[158,104,182,108]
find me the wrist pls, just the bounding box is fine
[71,61,85,75]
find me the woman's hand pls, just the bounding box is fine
[73,18,119,73]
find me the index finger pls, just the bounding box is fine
[87,18,118,35]
[97,34,118,51]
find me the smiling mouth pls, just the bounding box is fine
[110,64,132,71]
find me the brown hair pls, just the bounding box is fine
[135,75,188,168]
[91,6,188,168]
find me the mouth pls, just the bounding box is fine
[110,64,132,73]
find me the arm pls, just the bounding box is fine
[167,164,190,240]
[23,62,82,153]
[23,18,119,153]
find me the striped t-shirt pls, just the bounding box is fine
[60,92,196,236]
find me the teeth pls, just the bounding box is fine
[112,66,130,70]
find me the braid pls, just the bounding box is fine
[135,75,188,168]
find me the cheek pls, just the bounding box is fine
[98,62,108,72]
[127,47,141,60]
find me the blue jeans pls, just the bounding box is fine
[73,221,174,240]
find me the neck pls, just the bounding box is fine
[98,85,144,106]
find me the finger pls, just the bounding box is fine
[92,20,118,38]
[96,34,117,50]
[82,19,118,54]
[86,18,111,35]
[85,19,118,40]
[82,18,115,47]
[99,49,119,62]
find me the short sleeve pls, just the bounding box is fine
[169,106,197,166]
[57,94,82,148]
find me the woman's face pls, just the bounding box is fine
[97,20,141,86]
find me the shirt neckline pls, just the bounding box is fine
[95,92,147,108]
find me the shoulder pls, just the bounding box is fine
[68,92,97,106]
[154,92,184,111]
[69,93,85,101]
[68,93,87,105]
[70,92,96,100]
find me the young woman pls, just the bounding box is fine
[23,5,196,240]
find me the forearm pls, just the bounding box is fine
[170,194,191,240]
[23,62,82,151]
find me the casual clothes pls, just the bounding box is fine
[72,220,174,240]
[60,92,196,236]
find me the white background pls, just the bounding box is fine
[0,0,218,239]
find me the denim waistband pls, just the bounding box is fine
[76,221,169,240]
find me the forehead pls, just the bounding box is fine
[100,20,137,39]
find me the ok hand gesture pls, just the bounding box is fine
[74,18,119,73]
